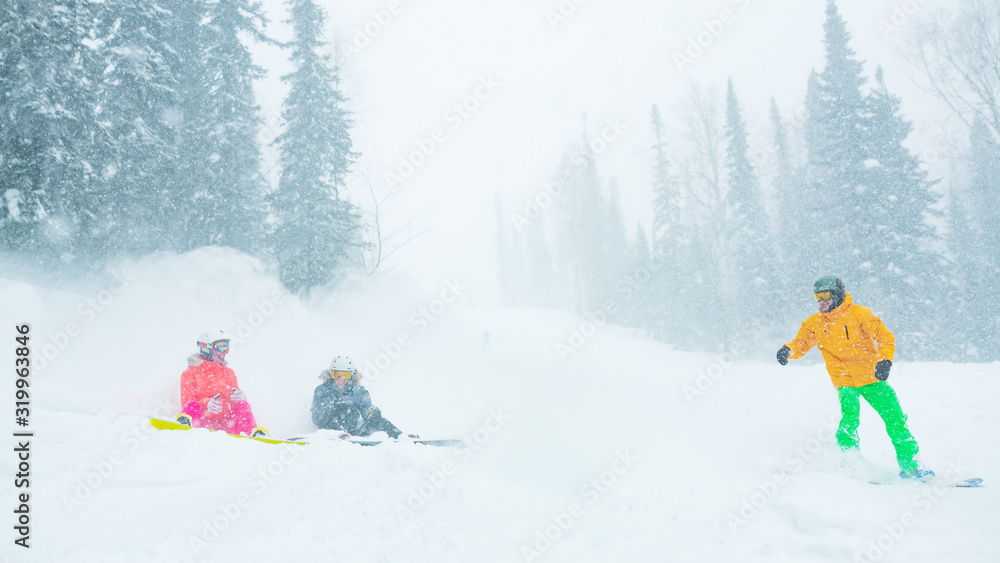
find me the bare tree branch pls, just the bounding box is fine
[357,163,428,275]
[902,0,1000,139]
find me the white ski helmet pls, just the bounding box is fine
[197,329,232,362]
[329,355,357,375]
[198,329,231,347]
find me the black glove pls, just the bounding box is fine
[875,359,892,381]
[366,407,381,421]
[776,346,791,366]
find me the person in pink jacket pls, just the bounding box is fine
[176,330,267,438]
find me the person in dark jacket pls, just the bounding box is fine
[311,355,404,438]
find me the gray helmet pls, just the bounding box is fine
[813,275,845,309]
[813,275,844,294]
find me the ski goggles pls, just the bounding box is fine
[814,291,834,302]
[203,340,230,352]
[331,370,353,380]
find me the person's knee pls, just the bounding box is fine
[183,401,204,417]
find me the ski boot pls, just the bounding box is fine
[251,427,269,438]
[176,414,193,427]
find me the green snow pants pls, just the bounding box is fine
[836,381,919,473]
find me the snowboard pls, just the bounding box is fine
[149,417,305,445]
[868,476,983,488]
[287,433,467,448]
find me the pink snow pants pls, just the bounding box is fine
[182,400,258,435]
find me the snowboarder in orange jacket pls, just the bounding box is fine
[777,276,930,479]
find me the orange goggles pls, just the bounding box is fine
[332,370,353,380]
[814,291,833,301]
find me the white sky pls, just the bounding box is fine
[251,0,961,300]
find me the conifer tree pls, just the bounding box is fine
[551,136,607,311]
[603,178,631,298]
[524,214,553,308]
[943,182,993,360]
[624,222,653,331]
[769,97,809,298]
[632,222,650,273]
[159,0,211,251]
[183,0,269,255]
[95,0,182,257]
[967,117,1000,262]
[495,193,515,305]
[803,1,868,270]
[802,1,945,357]
[271,0,360,293]
[723,80,768,273]
[650,105,679,245]
[509,225,526,307]
[769,98,794,188]
[723,79,774,346]
[0,1,103,260]
[956,118,1000,359]
[859,66,942,323]
[0,2,27,248]
[647,104,688,343]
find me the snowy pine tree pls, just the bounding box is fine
[0,2,27,248]
[650,105,679,245]
[158,0,212,251]
[0,1,103,261]
[494,192,516,305]
[723,79,776,347]
[768,98,795,190]
[508,223,526,307]
[647,105,686,344]
[799,1,946,357]
[270,0,360,293]
[674,85,729,350]
[953,118,1000,358]
[769,97,806,291]
[623,221,653,332]
[967,117,1000,263]
[603,178,631,299]
[551,136,605,312]
[523,213,553,308]
[858,66,943,348]
[95,0,182,257]
[181,0,269,255]
[802,1,869,275]
[943,181,993,360]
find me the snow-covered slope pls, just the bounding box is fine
[1,250,997,562]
